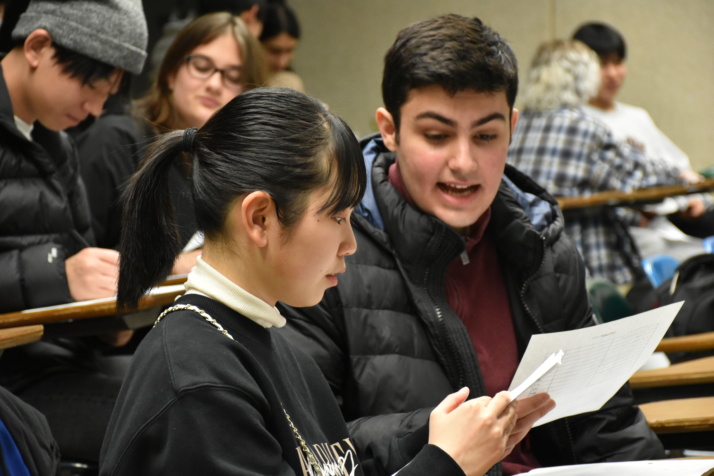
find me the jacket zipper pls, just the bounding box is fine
[423,229,467,390]
[425,232,502,475]
[519,234,577,462]
[518,234,547,334]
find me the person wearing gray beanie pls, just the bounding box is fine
[12,0,148,74]
[0,0,149,469]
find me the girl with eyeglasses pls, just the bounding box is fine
[74,12,267,266]
[140,11,267,133]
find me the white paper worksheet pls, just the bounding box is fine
[519,459,714,476]
[508,301,683,426]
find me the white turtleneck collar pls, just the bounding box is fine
[14,115,33,141]
[184,256,286,329]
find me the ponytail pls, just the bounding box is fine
[119,88,367,307]
[117,130,186,308]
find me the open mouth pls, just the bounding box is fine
[438,183,479,196]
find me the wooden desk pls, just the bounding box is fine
[630,356,714,389]
[657,332,714,354]
[0,285,185,329]
[640,396,714,449]
[0,325,44,350]
[0,285,186,344]
[162,274,188,286]
[557,178,714,211]
[641,396,714,433]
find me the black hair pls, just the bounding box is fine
[197,0,269,24]
[0,0,29,52]
[382,14,518,132]
[51,42,118,85]
[259,0,300,41]
[572,22,627,61]
[118,87,366,308]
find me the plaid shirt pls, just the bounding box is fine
[508,107,685,284]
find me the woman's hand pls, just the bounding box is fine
[429,388,514,475]
[428,388,555,476]
[505,393,555,455]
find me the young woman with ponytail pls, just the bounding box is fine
[99,87,553,476]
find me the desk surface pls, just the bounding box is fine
[0,285,185,329]
[556,178,714,211]
[630,356,714,389]
[640,396,714,434]
[656,331,714,354]
[0,325,44,350]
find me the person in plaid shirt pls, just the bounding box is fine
[508,39,704,286]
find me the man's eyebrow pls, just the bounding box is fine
[414,111,507,128]
[472,112,507,127]
[414,111,455,127]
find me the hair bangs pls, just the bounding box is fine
[318,115,366,215]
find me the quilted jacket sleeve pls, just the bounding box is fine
[280,292,439,475]
[0,242,72,313]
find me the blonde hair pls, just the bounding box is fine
[136,12,267,134]
[520,39,600,112]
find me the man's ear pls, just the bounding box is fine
[375,107,398,152]
[23,29,53,69]
[510,108,519,137]
[240,191,275,248]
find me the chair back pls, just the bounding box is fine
[703,236,714,253]
[587,279,633,323]
[641,254,679,288]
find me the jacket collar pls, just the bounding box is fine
[0,62,23,138]
[356,134,564,274]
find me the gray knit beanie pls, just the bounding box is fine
[12,0,148,74]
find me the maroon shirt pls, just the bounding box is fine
[388,161,540,474]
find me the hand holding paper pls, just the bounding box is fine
[509,349,563,402]
[507,302,683,426]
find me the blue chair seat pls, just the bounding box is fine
[641,254,679,288]
[703,236,714,254]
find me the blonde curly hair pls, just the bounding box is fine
[520,39,600,112]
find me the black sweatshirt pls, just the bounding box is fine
[100,294,463,476]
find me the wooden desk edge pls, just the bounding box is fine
[640,397,714,434]
[656,332,714,353]
[0,288,184,328]
[630,356,714,388]
[0,325,44,349]
[557,179,714,211]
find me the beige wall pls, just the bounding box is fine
[290,0,713,171]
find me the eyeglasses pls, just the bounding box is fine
[184,55,244,91]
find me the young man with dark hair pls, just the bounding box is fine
[280,14,663,475]
[0,0,147,463]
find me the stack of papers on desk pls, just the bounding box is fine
[508,301,683,426]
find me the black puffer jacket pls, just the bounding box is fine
[0,65,93,312]
[280,136,663,475]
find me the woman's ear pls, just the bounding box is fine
[167,69,176,92]
[240,191,275,248]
